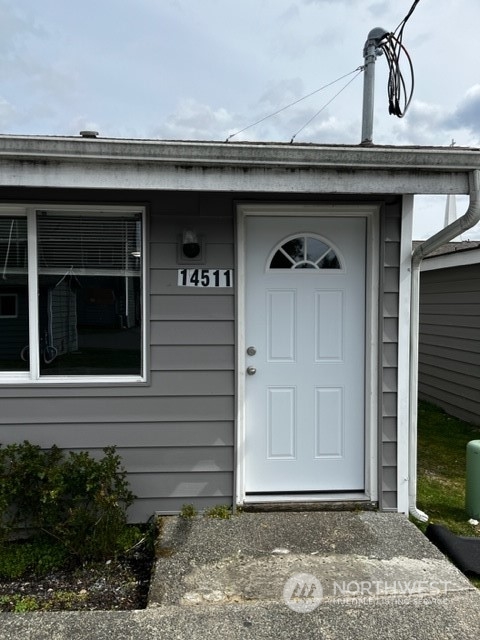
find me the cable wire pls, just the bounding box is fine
[379,0,421,118]
[290,68,363,143]
[225,66,364,142]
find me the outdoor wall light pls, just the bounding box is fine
[182,230,201,258]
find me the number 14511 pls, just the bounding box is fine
[177,268,233,288]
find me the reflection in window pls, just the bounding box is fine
[269,235,341,270]
[0,217,29,371]
[37,213,142,376]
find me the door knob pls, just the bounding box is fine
[246,366,257,376]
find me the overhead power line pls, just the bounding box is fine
[225,66,364,142]
[290,69,363,143]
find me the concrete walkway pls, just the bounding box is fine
[2,512,480,639]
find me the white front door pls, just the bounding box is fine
[244,215,366,494]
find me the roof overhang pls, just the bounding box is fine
[0,135,480,194]
[421,246,480,271]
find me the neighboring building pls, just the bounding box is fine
[0,135,479,521]
[418,241,480,425]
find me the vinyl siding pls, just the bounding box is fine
[0,190,235,522]
[0,188,402,519]
[419,263,480,424]
[379,201,402,510]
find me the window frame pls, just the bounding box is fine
[0,204,148,385]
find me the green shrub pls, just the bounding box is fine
[0,441,135,562]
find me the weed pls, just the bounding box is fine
[204,504,232,519]
[180,503,198,519]
[47,590,88,610]
[0,595,40,613]
[0,537,68,579]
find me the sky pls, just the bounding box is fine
[0,0,479,239]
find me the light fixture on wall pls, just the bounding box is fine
[177,229,205,264]
[182,230,201,259]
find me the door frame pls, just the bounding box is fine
[235,202,380,505]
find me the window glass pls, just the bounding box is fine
[0,217,29,371]
[36,212,142,376]
[269,235,342,271]
[306,237,329,262]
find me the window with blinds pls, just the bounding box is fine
[37,211,143,377]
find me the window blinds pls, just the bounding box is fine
[36,212,142,275]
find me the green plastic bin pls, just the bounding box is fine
[466,440,480,519]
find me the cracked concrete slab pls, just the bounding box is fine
[149,512,472,608]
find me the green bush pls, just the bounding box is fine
[0,441,135,562]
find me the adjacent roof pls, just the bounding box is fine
[416,240,480,271]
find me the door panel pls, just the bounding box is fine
[244,215,366,493]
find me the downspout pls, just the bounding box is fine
[409,169,480,521]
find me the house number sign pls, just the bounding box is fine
[177,268,233,288]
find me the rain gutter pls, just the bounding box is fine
[409,169,480,521]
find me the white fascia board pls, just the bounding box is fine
[420,248,480,271]
[0,158,473,194]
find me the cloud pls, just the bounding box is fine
[446,85,480,132]
[374,85,480,148]
[154,99,235,141]
[0,96,17,129]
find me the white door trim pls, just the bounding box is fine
[235,203,380,505]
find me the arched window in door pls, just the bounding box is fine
[268,234,342,270]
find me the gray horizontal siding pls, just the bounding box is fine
[150,242,233,267]
[151,346,233,370]
[0,396,234,423]
[130,471,232,497]
[151,320,233,345]
[419,263,480,424]
[0,372,234,398]
[379,200,402,511]
[74,447,234,473]
[0,421,234,447]
[151,295,234,319]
